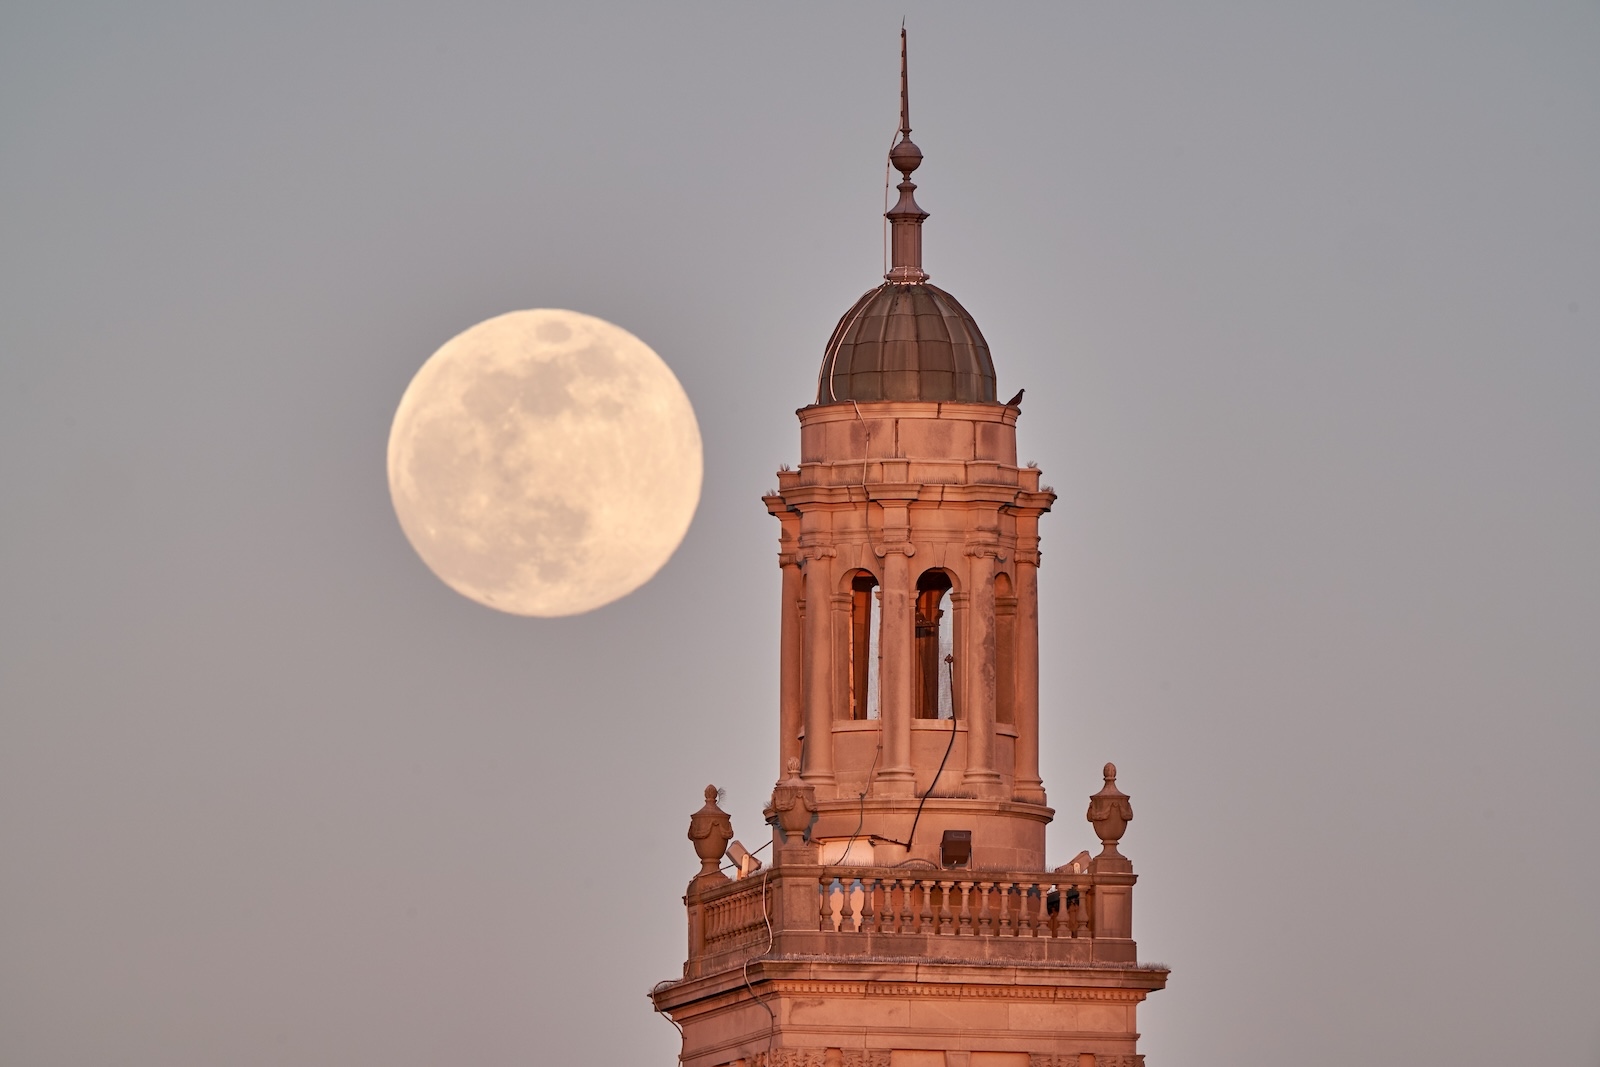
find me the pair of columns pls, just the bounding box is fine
[780,537,1043,802]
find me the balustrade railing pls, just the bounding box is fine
[686,862,1120,975]
[815,869,1089,939]
[702,873,772,956]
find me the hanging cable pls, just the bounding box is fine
[882,653,959,855]
[740,866,777,1065]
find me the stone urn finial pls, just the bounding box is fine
[764,757,818,849]
[687,784,733,884]
[1086,762,1133,863]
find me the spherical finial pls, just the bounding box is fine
[704,784,718,803]
[890,136,923,178]
[1103,762,1117,781]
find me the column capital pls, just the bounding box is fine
[872,542,916,558]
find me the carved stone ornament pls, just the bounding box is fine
[841,1052,890,1067]
[752,1050,829,1067]
[751,1051,888,1067]
[688,784,734,884]
[1086,762,1134,861]
[764,758,819,844]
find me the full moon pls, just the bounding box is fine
[387,309,702,617]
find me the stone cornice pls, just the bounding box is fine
[797,400,1019,426]
[773,483,1044,510]
[652,956,1169,1016]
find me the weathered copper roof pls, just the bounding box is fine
[816,282,997,404]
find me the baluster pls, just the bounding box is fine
[957,880,973,934]
[917,879,935,933]
[1016,882,1034,937]
[938,880,954,934]
[899,878,915,934]
[858,877,876,933]
[977,880,994,935]
[819,875,833,932]
[992,881,1008,935]
[838,877,856,933]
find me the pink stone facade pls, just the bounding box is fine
[651,33,1167,1066]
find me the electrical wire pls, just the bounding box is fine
[904,654,959,852]
[837,735,882,866]
[740,866,777,1065]
[649,980,686,1060]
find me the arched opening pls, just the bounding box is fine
[995,572,1017,725]
[848,572,880,720]
[913,570,954,719]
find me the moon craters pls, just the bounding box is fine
[387,309,702,617]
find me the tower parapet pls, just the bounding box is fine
[653,31,1167,1067]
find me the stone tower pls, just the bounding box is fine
[652,33,1168,1067]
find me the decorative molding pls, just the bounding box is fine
[751,1051,824,1067]
[755,980,1147,1003]
[842,1053,891,1067]
[750,1051,889,1067]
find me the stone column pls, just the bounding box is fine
[778,554,804,781]
[1014,537,1045,803]
[874,500,916,795]
[963,549,1002,795]
[801,550,836,785]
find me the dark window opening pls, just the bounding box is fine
[913,570,954,719]
[849,573,880,720]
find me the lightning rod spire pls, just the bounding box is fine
[885,26,929,284]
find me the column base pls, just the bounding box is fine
[1014,779,1047,805]
[961,769,1005,798]
[872,767,918,797]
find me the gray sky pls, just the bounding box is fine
[3,4,1598,1065]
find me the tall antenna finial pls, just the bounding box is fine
[899,25,911,139]
[885,26,929,284]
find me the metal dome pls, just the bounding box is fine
[816,282,997,404]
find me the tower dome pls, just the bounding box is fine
[817,281,996,403]
[814,28,997,405]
